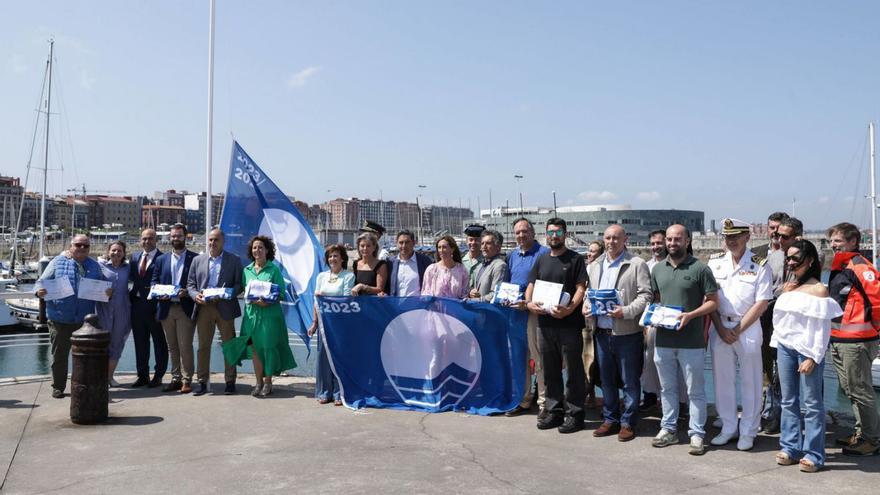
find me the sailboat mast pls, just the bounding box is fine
[870,122,877,264]
[39,39,54,261]
[205,0,216,250]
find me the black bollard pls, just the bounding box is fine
[70,314,110,425]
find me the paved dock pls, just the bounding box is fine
[1,373,877,494]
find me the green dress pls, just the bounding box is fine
[222,261,297,375]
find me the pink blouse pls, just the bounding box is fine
[421,262,469,299]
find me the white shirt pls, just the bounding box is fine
[708,249,773,319]
[396,255,421,296]
[771,291,843,363]
[647,257,663,273]
[597,251,625,329]
[141,249,157,270]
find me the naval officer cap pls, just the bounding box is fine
[464,224,486,237]
[721,218,751,236]
[359,220,386,236]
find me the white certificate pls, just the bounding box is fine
[78,278,113,302]
[532,280,564,310]
[38,277,75,301]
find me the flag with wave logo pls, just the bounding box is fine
[220,141,326,351]
[319,296,527,415]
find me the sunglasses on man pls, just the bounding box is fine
[73,243,90,249]
[546,230,565,238]
[772,232,792,241]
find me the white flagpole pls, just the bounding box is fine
[205,0,216,250]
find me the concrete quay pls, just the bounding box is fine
[1,373,877,494]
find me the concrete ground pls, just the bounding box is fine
[1,373,877,495]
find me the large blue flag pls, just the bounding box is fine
[319,296,527,415]
[220,141,326,350]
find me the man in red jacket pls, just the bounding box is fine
[826,222,880,456]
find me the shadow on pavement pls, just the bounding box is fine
[0,399,39,409]
[105,415,164,426]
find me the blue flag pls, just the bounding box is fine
[220,141,326,350]
[319,296,527,415]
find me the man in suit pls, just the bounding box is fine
[387,229,432,296]
[151,223,198,393]
[129,228,168,388]
[187,228,244,396]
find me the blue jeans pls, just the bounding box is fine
[315,330,340,401]
[654,346,707,438]
[595,330,643,426]
[777,343,825,466]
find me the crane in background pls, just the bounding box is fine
[65,183,124,237]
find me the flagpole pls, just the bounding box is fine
[205,0,216,250]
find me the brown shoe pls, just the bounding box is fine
[593,422,620,437]
[835,433,858,447]
[180,382,192,394]
[842,439,880,457]
[618,425,636,442]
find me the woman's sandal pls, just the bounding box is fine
[318,398,332,404]
[799,458,819,473]
[775,451,796,466]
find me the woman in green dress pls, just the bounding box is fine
[223,235,296,397]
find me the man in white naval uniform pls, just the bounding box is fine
[708,218,773,451]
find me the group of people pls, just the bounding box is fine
[37,224,296,400]
[36,212,879,472]
[305,215,878,472]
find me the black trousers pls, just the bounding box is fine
[131,298,168,380]
[539,325,586,417]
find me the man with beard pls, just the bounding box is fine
[650,224,718,455]
[152,223,199,393]
[761,215,802,434]
[526,218,587,433]
[826,222,880,456]
[641,229,688,412]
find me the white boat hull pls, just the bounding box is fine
[873,358,880,389]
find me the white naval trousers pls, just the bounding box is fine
[710,319,764,438]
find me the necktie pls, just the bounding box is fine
[139,252,148,277]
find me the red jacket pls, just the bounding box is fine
[829,252,880,343]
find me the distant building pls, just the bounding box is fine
[469,204,704,247]
[142,205,187,230]
[0,175,23,232]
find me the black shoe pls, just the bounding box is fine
[504,405,529,417]
[763,418,780,435]
[193,383,209,396]
[558,415,585,434]
[639,393,658,411]
[537,408,550,421]
[537,412,564,430]
[131,377,149,388]
[224,382,236,395]
[51,389,64,399]
[162,381,182,393]
[148,375,164,388]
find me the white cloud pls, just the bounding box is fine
[577,190,618,202]
[636,191,661,202]
[287,66,322,88]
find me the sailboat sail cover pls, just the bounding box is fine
[220,141,326,352]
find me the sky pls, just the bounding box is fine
[2,1,880,231]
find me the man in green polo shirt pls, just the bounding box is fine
[461,224,485,289]
[650,224,719,456]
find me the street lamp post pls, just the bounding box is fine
[417,184,427,244]
[514,174,524,213]
[552,190,557,217]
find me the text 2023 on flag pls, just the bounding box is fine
[319,296,528,415]
[219,141,326,349]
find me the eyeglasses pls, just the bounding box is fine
[785,255,803,264]
[546,230,565,238]
[772,233,792,240]
[73,243,90,248]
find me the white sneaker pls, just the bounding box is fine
[710,431,739,446]
[736,436,755,451]
[652,429,678,448]
[689,436,706,455]
[109,377,121,388]
[712,417,723,428]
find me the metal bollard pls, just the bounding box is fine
[70,314,110,425]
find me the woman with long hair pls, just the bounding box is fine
[770,240,842,472]
[421,235,469,299]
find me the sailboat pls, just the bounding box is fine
[865,123,880,388]
[5,40,61,329]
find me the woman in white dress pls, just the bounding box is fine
[771,240,843,472]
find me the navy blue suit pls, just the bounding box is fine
[151,249,198,321]
[387,252,433,296]
[129,249,168,381]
